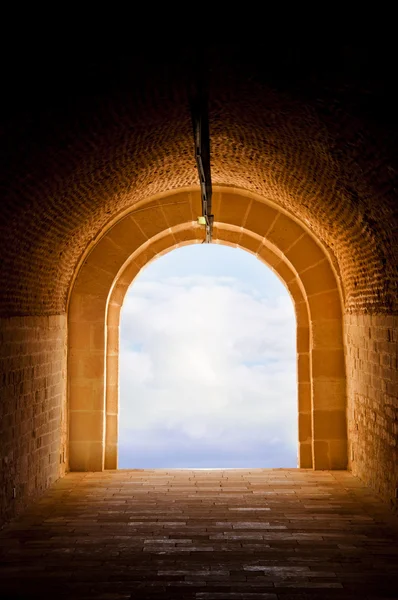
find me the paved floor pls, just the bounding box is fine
[0,470,397,599]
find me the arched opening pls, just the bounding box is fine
[2,43,397,536]
[118,244,297,469]
[68,187,346,474]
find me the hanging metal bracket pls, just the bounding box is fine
[191,81,213,243]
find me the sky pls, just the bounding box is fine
[119,243,297,469]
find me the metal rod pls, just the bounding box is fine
[190,75,213,243]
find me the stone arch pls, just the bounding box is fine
[68,187,346,473]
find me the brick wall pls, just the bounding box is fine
[0,315,67,526]
[0,53,396,318]
[345,314,398,511]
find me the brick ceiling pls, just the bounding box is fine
[0,43,397,316]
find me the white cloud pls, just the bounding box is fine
[119,272,297,468]
[119,350,153,385]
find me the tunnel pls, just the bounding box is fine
[0,42,397,598]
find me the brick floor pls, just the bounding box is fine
[0,469,397,599]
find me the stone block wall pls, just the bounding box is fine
[0,315,67,526]
[345,314,398,511]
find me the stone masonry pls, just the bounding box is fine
[0,469,397,599]
[0,316,67,526]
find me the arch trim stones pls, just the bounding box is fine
[68,188,347,472]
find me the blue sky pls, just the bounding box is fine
[119,243,297,468]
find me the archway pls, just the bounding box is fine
[118,243,298,469]
[68,187,346,472]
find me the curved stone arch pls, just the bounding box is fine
[106,225,312,471]
[68,188,346,473]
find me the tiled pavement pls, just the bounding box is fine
[0,470,397,599]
